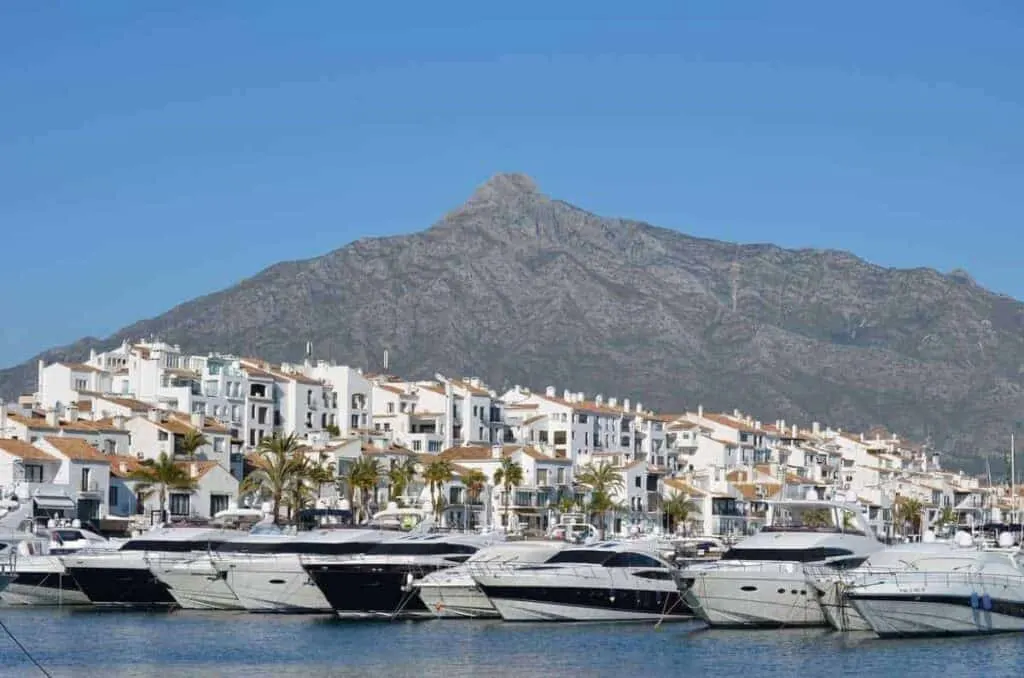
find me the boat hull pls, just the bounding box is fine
[478,584,690,622]
[805,574,871,631]
[214,555,331,613]
[850,594,1024,637]
[64,564,175,606]
[151,557,243,610]
[2,570,90,606]
[305,563,444,618]
[682,566,827,627]
[416,583,497,619]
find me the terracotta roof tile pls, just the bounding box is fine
[42,437,110,464]
[0,439,61,462]
[60,362,106,373]
[108,455,145,478]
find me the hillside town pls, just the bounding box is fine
[0,339,1018,539]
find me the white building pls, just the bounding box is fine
[125,411,233,472]
[34,437,112,524]
[299,361,372,436]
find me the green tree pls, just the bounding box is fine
[346,456,383,523]
[178,429,209,458]
[423,458,455,522]
[239,432,305,525]
[462,468,488,529]
[130,452,199,523]
[576,461,624,534]
[936,505,957,529]
[388,457,418,507]
[492,456,524,530]
[895,497,924,536]
[664,492,695,535]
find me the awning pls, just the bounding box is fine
[33,496,76,510]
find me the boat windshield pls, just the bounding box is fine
[720,546,858,563]
[762,505,865,535]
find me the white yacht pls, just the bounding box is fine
[471,540,690,622]
[677,499,883,627]
[845,537,1024,637]
[2,526,115,606]
[415,540,568,618]
[211,528,392,613]
[62,528,235,606]
[303,532,503,619]
[805,539,957,631]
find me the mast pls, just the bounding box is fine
[1013,433,1017,529]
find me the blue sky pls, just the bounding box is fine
[1,1,1022,368]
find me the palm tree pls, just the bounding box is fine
[239,432,305,525]
[284,467,316,523]
[130,452,198,523]
[492,456,524,531]
[556,494,577,517]
[423,459,455,523]
[346,456,382,523]
[576,462,624,535]
[178,430,209,458]
[308,454,336,500]
[896,497,924,537]
[388,457,418,507]
[462,468,488,529]
[936,505,957,530]
[664,492,695,535]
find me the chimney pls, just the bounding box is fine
[595,394,603,406]
[812,421,820,435]
[191,412,205,429]
[563,389,572,402]
[780,419,786,432]
[491,443,503,459]
[148,409,160,423]
[89,348,97,363]
[623,398,630,412]
[636,402,642,413]
[113,414,126,430]
[576,392,584,403]
[119,461,128,475]
[733,409,741,418]
[470,377,481,388]
[860,432,865,442]
[190,462,199,478]
[0,404,6,435]
[792,424,798,437]
[754,420,761,430]
[45,407,58,428]
[545,386,556,398]
[608,397,617,408]
[67,403,79,423]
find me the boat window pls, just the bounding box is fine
[121,539,227,553]
[632,570,673,580]
[215,541,379,555]
[720,547,855,563]
[367,542,479,556]
[52,530,85,543]
[604,552,664,568]
[544,550,613,565]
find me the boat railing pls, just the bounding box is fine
[807,566,1024,590]
[467,562,622,582]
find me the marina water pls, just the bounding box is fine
[2,609,1023,677]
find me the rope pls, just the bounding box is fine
[0,617,53,677]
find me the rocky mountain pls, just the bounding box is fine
[2,173,1022,472]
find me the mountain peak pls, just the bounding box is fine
[467,172,541,204]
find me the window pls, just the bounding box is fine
[604,552,664,568]
[257,407,268,425]
[109,485,119,506]
[556,468,565,484]
[24,464,44,483]
[578,414,588,424]
[169,494,191,517]
[428,440,441,453]
[74,378,87,390]
[413,440,422,452]
[387,402,395,414]
[210,494,230,517]
[538,431,549,443]
[249,429,256,446]
[81,468,92,492]
[158,431,169,442]
[213,438,225,453]
[104,439,116,454]
[479,427,484,440]
[635,475,642,488]
[553,431,567,445]
[351,415,359,429]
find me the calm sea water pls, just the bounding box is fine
[1,609,1023,678]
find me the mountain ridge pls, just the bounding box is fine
[2,173,1021,473]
